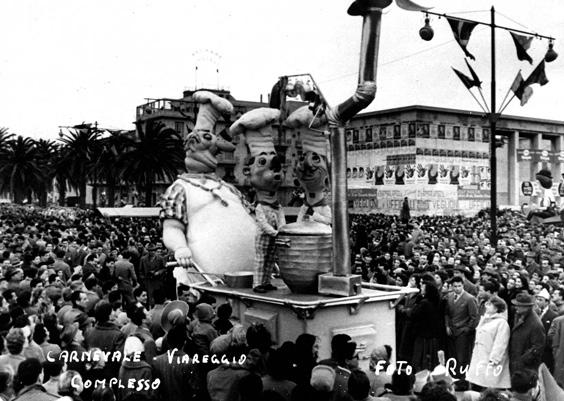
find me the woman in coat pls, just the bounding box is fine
[466,295,511,390]
[410,274,444,372]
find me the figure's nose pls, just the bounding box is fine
[270,156,282,172]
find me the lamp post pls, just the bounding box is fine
[419,7,556,245]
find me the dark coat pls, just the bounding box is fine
[85,321,126,377]
[509,309,546,373]
[152,349,197,401]
[118,360,153,401]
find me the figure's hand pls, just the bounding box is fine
[174,247,193,268]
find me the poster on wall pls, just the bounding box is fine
[427,163,439,185]
[438,164,450,184]
[365,166,374,182]
[384,165,396,185]
[405,164,417,185]
[449,165,460,185]
[479,166,491,190]
[416,164,428,184]
[375,165,385,185]
[521,181,534,196]
[460,166,472,186]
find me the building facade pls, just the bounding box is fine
[346,105,564,215]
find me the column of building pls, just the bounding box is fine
[508,130,519,206]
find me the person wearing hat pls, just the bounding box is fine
[535,287,558,372]
[508,293,546,374]
[527,168,557,222]
[187,302,218,355]
[285,105,331,226]
[139,243,165,308]
[161,90,257,288]
[318,333,359,399]
[231,107,286,294]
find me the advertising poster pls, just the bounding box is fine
[374,165,385,185]
[460,165,472,186]
[416,164,428,184]
[383,165,396,185]
[395,164,405,185]
[449,165,460,185]
[438,164,450,184]
[405,164,417,185]
[427,163,439,185]
[522,181,534,196]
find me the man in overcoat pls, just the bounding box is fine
[509,293,546,374]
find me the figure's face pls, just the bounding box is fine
[246,152,284,192]
[295,151,329,194]
[185,130,235,173]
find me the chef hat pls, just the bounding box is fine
[285,105,328,156]
[230,108,280,157]
[192,90,234,133]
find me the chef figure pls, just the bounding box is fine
[230,108,286,293]
[160,91,256,286]
[285,105,331,225]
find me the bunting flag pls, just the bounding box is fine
[464,59,482,88]
[446,17,478,60]
[510,32,533,64]
[525,60,549,87]
[452,67,479,89]
[510,62,549,106]
[510,71,533,106]
[395,0,432,12]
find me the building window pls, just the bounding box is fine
[453,126,460,140]
[175,122,184,134]
[468,127,475,141]
[365,128,373,142]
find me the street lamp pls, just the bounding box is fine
[418,7,556,245]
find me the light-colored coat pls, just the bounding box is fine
[549,315,564,387]
[466,312,511,389]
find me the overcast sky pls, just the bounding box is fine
[0,0,562,140]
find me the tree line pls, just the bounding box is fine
[0,121,185,208]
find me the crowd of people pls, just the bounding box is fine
[1,204,564,400]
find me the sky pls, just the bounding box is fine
[0,0,563,140]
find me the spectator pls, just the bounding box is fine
[13,358,58,400]
[509,293,546,374]
[466,295,511,390]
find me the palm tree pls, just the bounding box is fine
[0,128,15,198]
[0,136,43,203]
[121,121,184,206]
[90,130,131,207]
[34,138,58,207]
[57,124,100,208]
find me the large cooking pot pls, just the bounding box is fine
[275,221,332,294]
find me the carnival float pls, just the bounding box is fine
[160,0,427,365]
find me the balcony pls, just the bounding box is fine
[136,99,196,121]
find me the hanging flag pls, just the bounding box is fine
[446,17,478,60]
[395,0,432,12]
[464,59,482,88]
[509,71,532,105]
[524,60,549,87]
[510,65,547,107]
[510,32,533,64]
[452,67,479,89]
